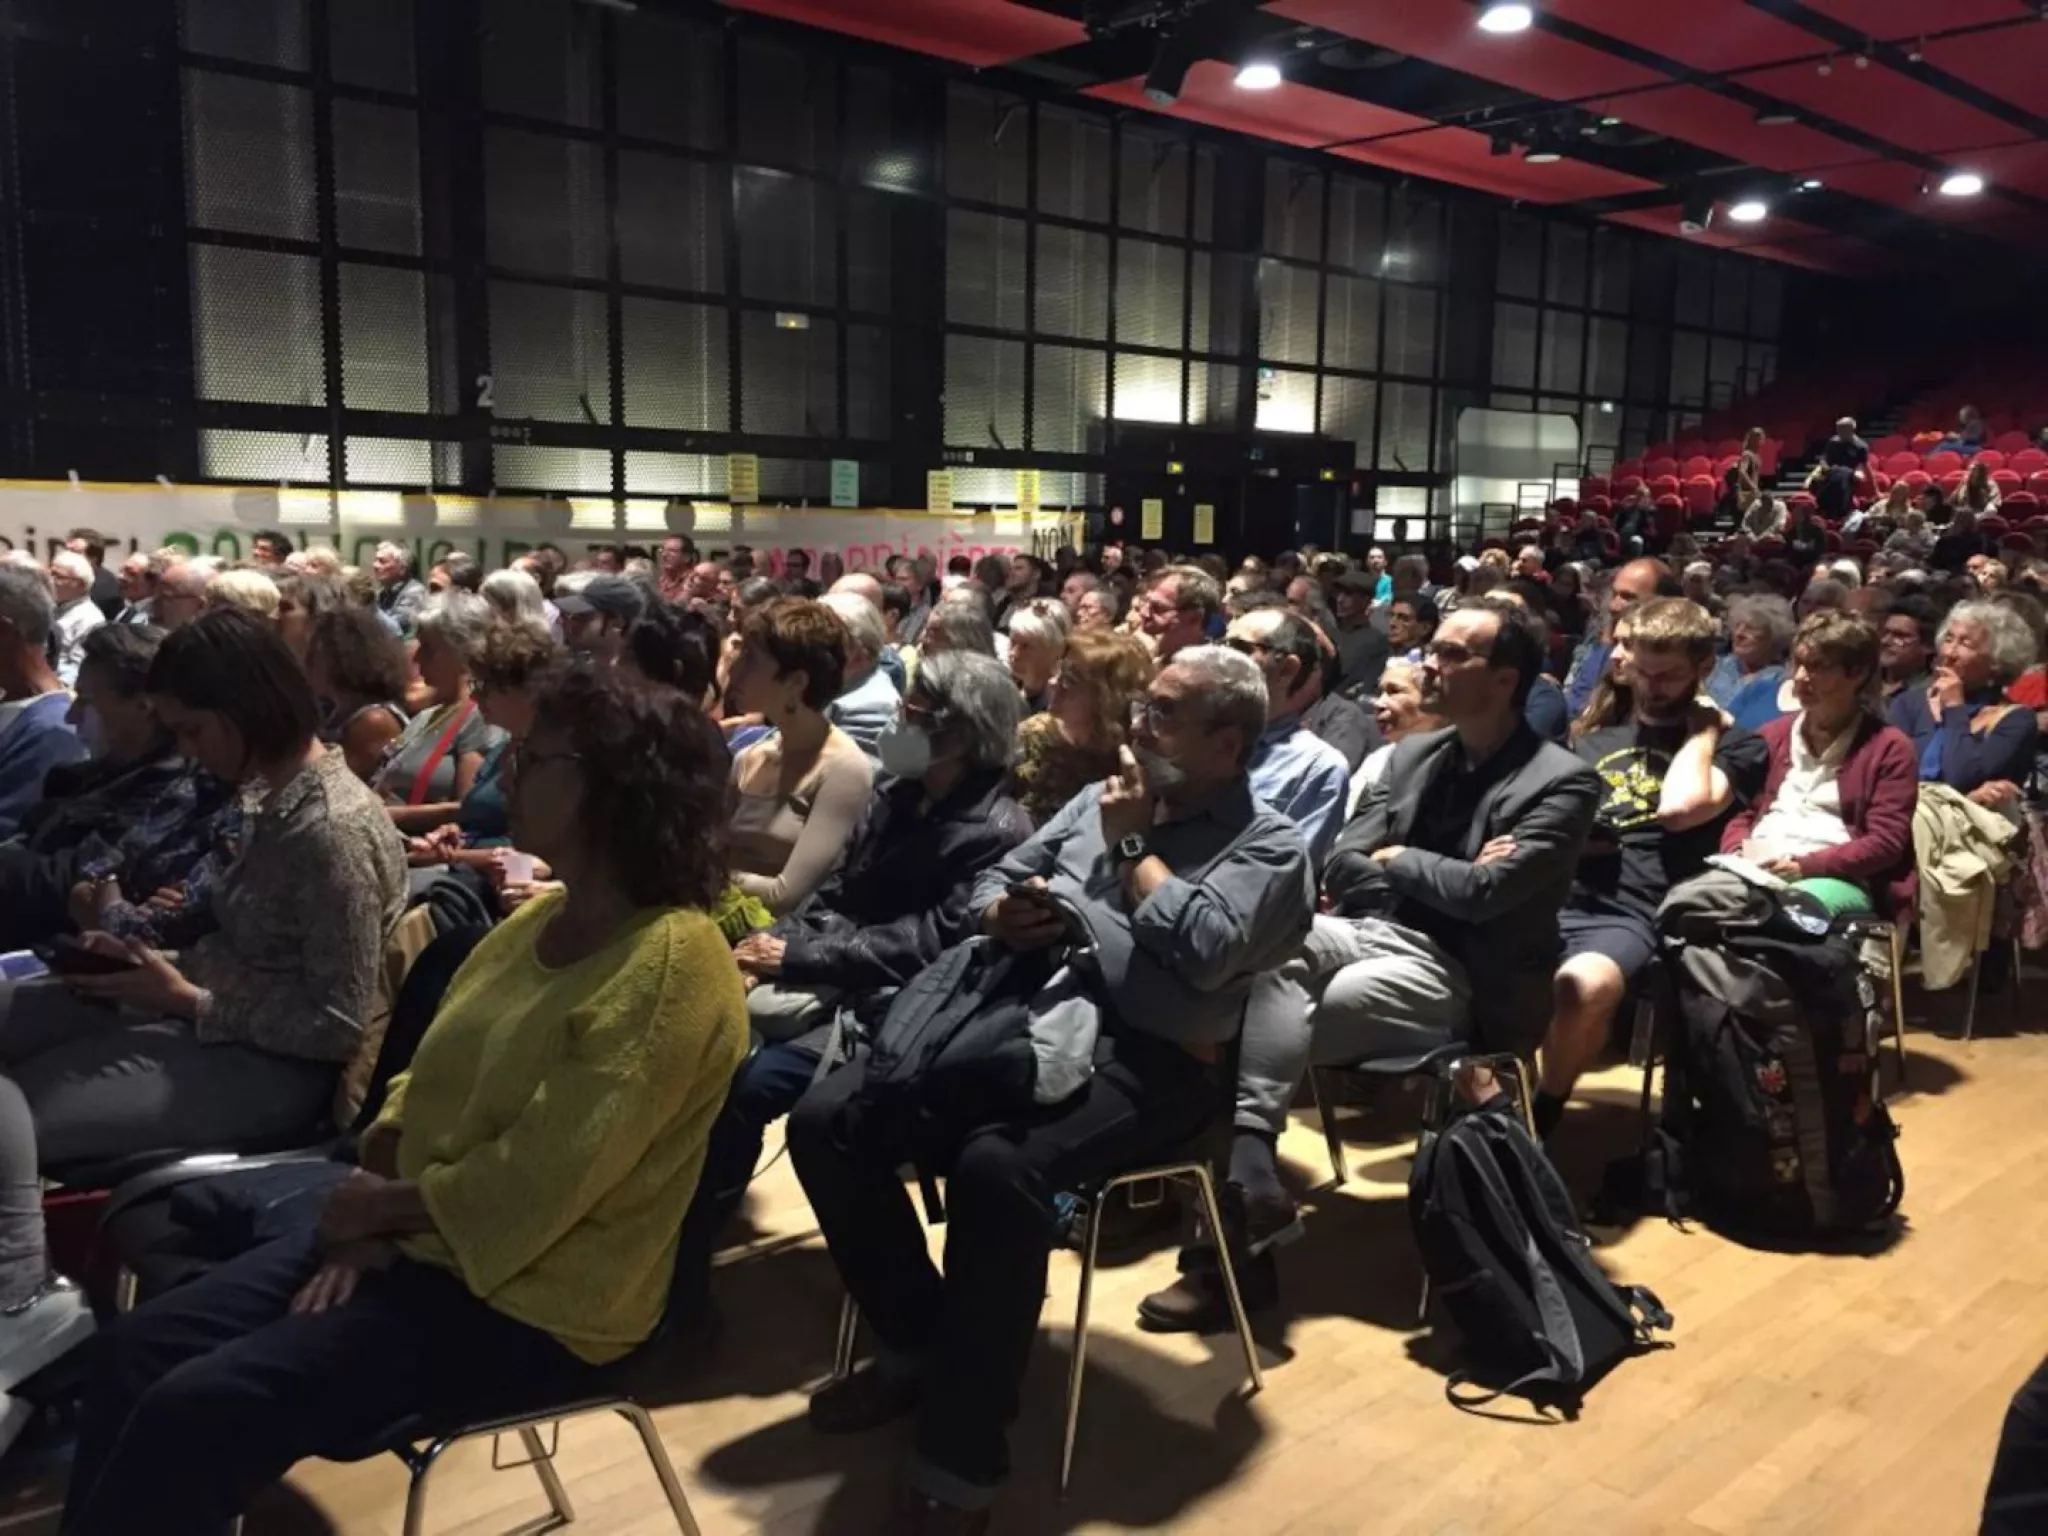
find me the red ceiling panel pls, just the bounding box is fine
[1925,24,2048,120]
[1740,60,2022,154]
[1329,127,1662,203]
[1593,84,1865,174]
[1600,206,1856,271]
[1090,64,1657,204]
[1086,62,1431,150]
[723,0,1083,67]
[1543,0,1823,74]
[1270,0,1663,96]
[1802,0,2031,40]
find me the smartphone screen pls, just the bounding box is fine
[0,951,49,982]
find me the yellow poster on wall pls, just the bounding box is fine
[1140,497,1164,539]
[926,469,954,516]
[1192,503,1215,545]
[1016,468,1040,520]
[727,452,760,505]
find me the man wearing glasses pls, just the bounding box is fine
[1134,565,1221,663]
[1141,595,1600,1331]
[791,645,1312,1530]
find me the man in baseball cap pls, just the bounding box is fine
[555,574,646,665]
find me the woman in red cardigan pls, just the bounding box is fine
[1719,611,1919,918]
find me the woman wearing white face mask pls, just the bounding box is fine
[0,625,231,950]
[706,653,1033,1232]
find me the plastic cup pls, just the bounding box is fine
[500,851,536,885]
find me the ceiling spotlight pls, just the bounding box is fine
[1817,55,1834,75]
[1525,146,1563,164]
[1728,199,1769,224]
[1907,38,1925,62]
[1143,25,1200,106]
[1600,115,1620,126]
[1938,170,1985,197]
[1477,2,1534,35]
[1679,188,1715,235]
[1854,50,1871,68]
[1800,177,1823,191]
[1754,107,1797,127]
[1234,60,1282,90]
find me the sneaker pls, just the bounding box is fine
[0,1278,93,1396]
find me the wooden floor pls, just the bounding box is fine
[6,976,2043,1536]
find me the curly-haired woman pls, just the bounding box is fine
[1006,628,1154,825]
[62,667,749,1534]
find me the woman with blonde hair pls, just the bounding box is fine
[1005,628,1153,825]
[1005,598,1070,715]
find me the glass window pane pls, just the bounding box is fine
[1497,213,1540,301]
[1264,160,1322,260]
[1255,367,1316,434]
[1031,343,1104,452]
[1319,374,1376,468]
[1591,227,1631,314]
[1323,273,1380,373]
[1257,259,1319,367]
[1378,382,1432,471]
[1493,301,1537,391]
[736,169,835,305]
[947,84,1029,207]
[1383,284,1438,376]
[184,71,315,241]
[1387,189,1442,284]
[737,31,837,173]
[1036,105,1110,221]
[1327,176,1384,276]
[1539,310,1585,395]
[1036,225,1110,341]
[1112,352,1182,424]
[485,128,605,279]
[947,210,1027,331]
[617,153,724,293]
[1119,125,1188,236]
[945,333,1025,448]
[1587,315,1627,399]
[1545,224,1588,307]
[1115,237,1184,350]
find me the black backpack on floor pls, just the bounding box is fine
[1411,1097,1673,1415]
[1649,928,1903,1241]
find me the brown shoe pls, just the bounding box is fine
[1136,1250,1276,1333]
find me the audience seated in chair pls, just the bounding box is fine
[1225,606,1353,865]
[1141,597,1599,1333]
[375,593,504,836]
[0,565,87,840]
[60,667,748,1535]
[700,650,1033,1235]
[0,625,230,951]
[1007,629,1154,828]
[1889,599,2040,815]
[1719,611,1918,919]
[821,589,904,761]
[1564,558,1679,717]
[789,644,1311,1534]
[726,598,875,917]
[1532,599,1766,1139]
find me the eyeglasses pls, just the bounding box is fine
[1223,637,1273,658]
[1128,695,1187,732]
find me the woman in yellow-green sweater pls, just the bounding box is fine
[62,668,749,1536]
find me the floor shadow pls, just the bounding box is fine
[636,1243,853,1410]
[702,1330,1266,1535]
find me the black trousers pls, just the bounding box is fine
[787,1028,1222,1499]
[62,1229,585,1536]
[1985,1353,2048,1535]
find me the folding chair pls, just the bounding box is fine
[829,1156,1264,1497]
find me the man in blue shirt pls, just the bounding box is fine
[1227,607,1352,865]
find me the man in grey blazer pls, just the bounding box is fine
[1142,595,1601,1332]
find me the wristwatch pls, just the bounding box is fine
[1115,832,1150,866]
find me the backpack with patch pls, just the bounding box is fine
[1411,1097,1673,1414]
[1652,925,1903,1240]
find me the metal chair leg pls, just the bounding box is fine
[517,1425,575,1528]
[1310,1068,1349,1187]
[401,1439,453,1536]
[1889,923,1909,1086]
[2012,934,2025,1022]
[1185,1165,1264,1397]
[617,1402,705,1536]
[1413,1076,1449,1323]
[1058,1187,1107,1496]
[832,1292,859,1382]
[1966,945,1983,1042]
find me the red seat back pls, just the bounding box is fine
[1994,470,2022,494]
[1993,431,2031,454]
[1925,450,1964,475]
[1976,450,2006,472]
[1644,457,1678,481]
[1649,474,1681,496]
[1882,452,1920,476]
